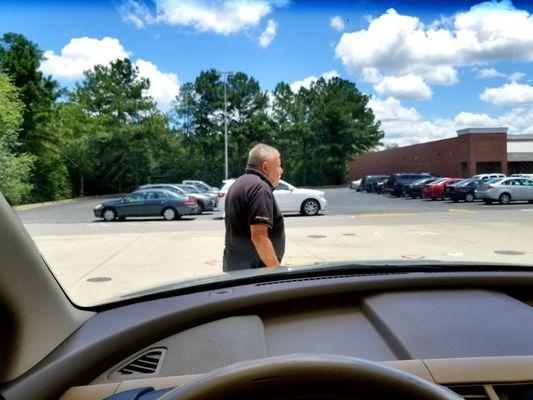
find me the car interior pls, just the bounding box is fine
[2,193,533,400]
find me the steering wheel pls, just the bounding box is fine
[160,354,461,400]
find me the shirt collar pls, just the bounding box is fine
[245,168,275,190]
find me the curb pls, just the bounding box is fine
[14,195,124,211]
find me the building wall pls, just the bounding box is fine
[349,133,507,180]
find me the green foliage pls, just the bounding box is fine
[1,32,384,202]
[66,58,173,193]
[0,74,34,204]
[0,33,69,201]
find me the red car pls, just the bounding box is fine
[422,178,464,200]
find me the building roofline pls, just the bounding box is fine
[508,134,533,141]
[456,127,508,135]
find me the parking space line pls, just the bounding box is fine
[357,212,419,218]
[448,209,477,214]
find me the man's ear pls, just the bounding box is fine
[261,161,268,173]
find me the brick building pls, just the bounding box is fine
[349,128,533,180]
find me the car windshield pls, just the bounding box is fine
[181,185,201,194]
[2,0,533,308]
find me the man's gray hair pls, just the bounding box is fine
[247,143,279,169]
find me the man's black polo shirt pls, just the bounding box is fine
[223,169,285,271]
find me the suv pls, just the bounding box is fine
[385,173,434,197]
[359,175,389,193]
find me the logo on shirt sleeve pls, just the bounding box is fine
[253,216,270,223]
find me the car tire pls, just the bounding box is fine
[484,199,492,205]
[301,199,320,216]
[162,207,178,221]
[102,208,117,222]
[465,193,474,203]
[499,193,511,205]
[197,203,205,215]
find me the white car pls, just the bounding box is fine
[218,179,327,216]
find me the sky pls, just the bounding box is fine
[1,0,532,146]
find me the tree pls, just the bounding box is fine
[0,33,60,152]
[67,58,172,193]
[0,74,34,204]
[172,70,272,185]
[0,32,70,201]
[308,77,383,184]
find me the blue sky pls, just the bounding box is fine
[1,0,532,145]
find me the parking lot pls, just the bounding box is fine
[15,187,533,306]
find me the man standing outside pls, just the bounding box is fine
[223,144,285,272]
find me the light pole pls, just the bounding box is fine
[217,70,233,180]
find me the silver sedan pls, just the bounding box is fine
[475,178,533,205]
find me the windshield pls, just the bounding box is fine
[2,0,533,307]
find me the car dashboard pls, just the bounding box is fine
[5,269,533,400]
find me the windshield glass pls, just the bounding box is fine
[2,0,533,307]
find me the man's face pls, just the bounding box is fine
[262,152,283,186]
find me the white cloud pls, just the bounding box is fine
[330,16,345,31]
[118,0,155,28]
[259,19,277,47]
[368,97,533,146]
[135,59,180,111]
[40,37,179,111]
[373,74,432,101]
[476,68,526,81]
[290,70,339,92]
[480,82,533,105]
[476,68,506,79]
[335,1,533,98]
[508,72,526,81]
[40,37,130,80]
[121,0,278,36]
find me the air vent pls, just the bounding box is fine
[446,385,490,399]
[109,348,166,380]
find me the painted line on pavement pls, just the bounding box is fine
[448,209,477,214]
[357,212,419,218]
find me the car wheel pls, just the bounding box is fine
[401,188,408,197]
[465,193,474,203]
[499,193,511,205]
[301,199,320,216]
[102,208,117,222]
[197,203,205,215]
[162,207,178,221]
[484,199,492,205]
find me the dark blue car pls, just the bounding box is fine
[93,189,199,221]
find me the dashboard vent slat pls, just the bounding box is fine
[111,349,165,379]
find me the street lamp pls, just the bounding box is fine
[217,70,233,180]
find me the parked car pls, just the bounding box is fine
[177,184,219,203]
[475,178,533,205]
[359,175,389,192]
[385,173,434,197]
[472,173,506,181]
[444,178,482,202]
[511,173,533,179]
[182,180,219,193]
[218,179,327,216]
[93,189,199,221]
[373,178,389,194]
[138,184,217,213]
[349,178,361,190]
[422,178,464,200]
[404,178,438,198]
